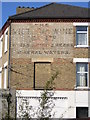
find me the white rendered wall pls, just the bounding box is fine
[16,90,89,118]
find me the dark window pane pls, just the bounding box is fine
[76,107,88,118]
[77,63,88,72]
[76,26,87,31]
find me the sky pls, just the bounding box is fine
[0,1,90,29]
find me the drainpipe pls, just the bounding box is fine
[8,20,11,89]
[7,20,12,120]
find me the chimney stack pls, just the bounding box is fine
[16,6,34,14]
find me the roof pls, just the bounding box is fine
[9,3,89,20]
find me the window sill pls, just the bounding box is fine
[4,50,7,54]
[74,45,89,48]
[75,86,90,90]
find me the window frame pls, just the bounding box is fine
[76,63,89,88]
[73,23,89,48]
[0,35,3,58]
[0,67,2,89]
[76,26,88,47]
[4,28,8,53]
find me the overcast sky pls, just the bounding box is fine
[0,2,89,29]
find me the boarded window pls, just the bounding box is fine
[34,62,51,89]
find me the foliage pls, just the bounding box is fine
[1,113,14,120]
[36,71,59,119]
[1,71,59,119]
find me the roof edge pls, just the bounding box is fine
[9,2,53,19]
[0,19,11,37]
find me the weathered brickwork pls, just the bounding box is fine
[10,58,76,89]
[10,58,33,89]
[1,22,87,90]
[52,58,76,89]
[35,62,51,89]
[74,48,89,58]
[10,23,74,58]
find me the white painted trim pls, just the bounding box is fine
[0,38,3,58]
[0,67,2,72]
[0,35,3,41]
[4,27,8,34]
[4,29,8,53]
[73,58,90,63]
[75,87,89,89]
[4,61,8,68]
[73,22,89,26]
[77,31,87,33]
[74,45,89,48]
[88,64,89,88]
[87,26,89,46]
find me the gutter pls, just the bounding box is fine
[0,19,11,37]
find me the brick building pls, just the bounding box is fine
[0,3,90,118]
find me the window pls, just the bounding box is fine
[76,26,88,46]
[4,62,8,89]
[76,63,88,87]
[0,67,2,89]
[34,62,51,89]
[76,107,88,118]
[0,36,3,58]
[4,30,8,53]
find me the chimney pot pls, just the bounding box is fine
[16,6,35,14]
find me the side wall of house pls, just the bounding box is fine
[10,22,89,90]
[0,27,10,89]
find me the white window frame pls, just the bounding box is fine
[0,35,3,58]
[73,22,89,48]
[0,67,2,89]
[76,63,89,87]
[73,22,89,26]
[4,28,8,53]
[73,58,90,63]
[76,26,88,47]
[73,58,89,89]
[4,61,8,89]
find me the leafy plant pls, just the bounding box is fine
[36,71,59,119]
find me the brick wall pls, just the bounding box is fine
[9,22,89,90]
